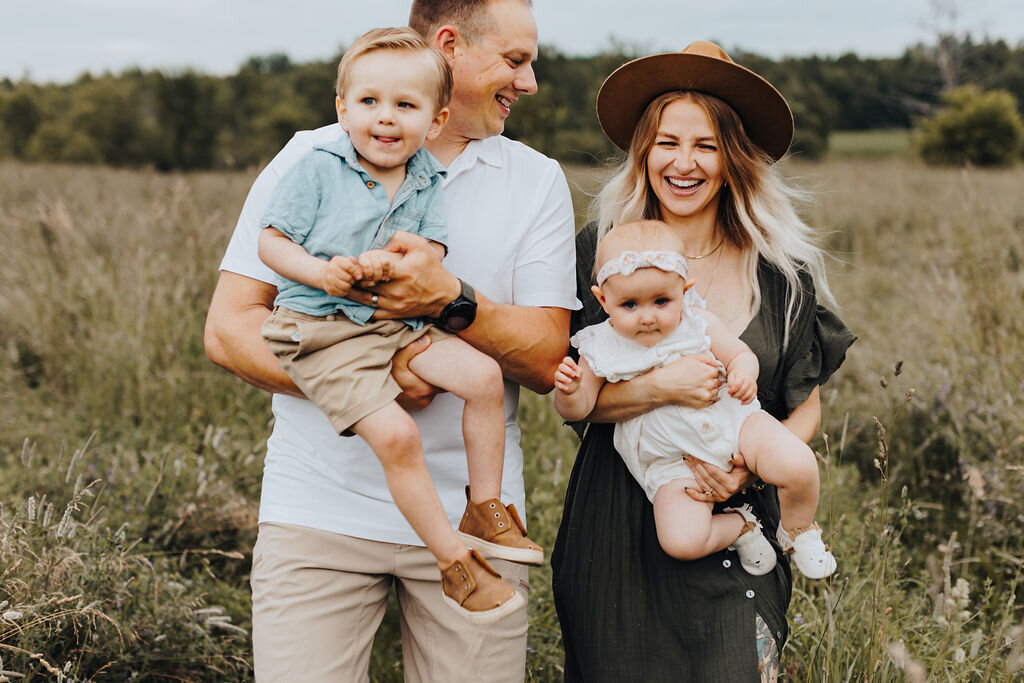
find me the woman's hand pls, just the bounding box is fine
[586,353,724,423]
[684,452,757,503]
[650,353,724,409]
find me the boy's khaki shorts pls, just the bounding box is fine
[262,307,449,434]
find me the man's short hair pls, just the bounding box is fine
[409,0,532,44]
[336,27,453,112]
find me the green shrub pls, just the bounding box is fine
[918,85,1024,166]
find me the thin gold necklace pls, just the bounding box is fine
[698,244,725,300]
[684,236,726,260]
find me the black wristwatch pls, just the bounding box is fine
[437,279,477,331]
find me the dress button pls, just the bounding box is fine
[722,559,732,568]
[745,590,755,599]
[366,180,376,189]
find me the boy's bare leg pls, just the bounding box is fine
[738,412,820,531]
[652,479,745,560]
[409,337,505,502]
[350,402,466,567]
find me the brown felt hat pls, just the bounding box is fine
[596,41,794,162]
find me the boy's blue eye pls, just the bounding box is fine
[361,97,376,105]
[398,101,414,109]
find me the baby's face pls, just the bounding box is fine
[593,267,687,347]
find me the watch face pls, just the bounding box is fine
[444,302,475,331]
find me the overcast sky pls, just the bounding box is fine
[3,0,1024,83]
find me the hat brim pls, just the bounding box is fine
[597,52,794,162]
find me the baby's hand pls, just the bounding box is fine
[357,249,394,286]
[727,370,757,404]
[319,255,362,297]
[554,357,582,394]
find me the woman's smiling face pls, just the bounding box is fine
[645,98,725,226]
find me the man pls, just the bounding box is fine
[203,0,577,680]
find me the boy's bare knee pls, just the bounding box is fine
[464,354,505,402]
[369,422,422,466]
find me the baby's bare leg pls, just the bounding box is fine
[350,402,466,566]
[409,336,505,502]
[738,412,820,531]
[652,478,745,560]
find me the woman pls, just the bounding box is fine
[550,41,855,681]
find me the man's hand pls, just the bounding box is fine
[346,231,460,320]
[318,255,362,298]
[391,334,442,411]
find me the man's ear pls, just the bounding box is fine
[434,25,459,62]
[336,96,349,132]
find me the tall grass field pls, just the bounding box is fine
[2,157,1023,681]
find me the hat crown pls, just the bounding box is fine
[682,41,734,64]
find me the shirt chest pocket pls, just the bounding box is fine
[376,208,424,245]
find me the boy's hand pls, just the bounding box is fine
[554,356,582,394]
[357,249,397,286]
[319,256,362,297]
[727,370,757,404]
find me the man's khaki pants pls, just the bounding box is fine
[251,522,530,682]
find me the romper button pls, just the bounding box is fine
[745,590,755,599]
[366,180,376,188]
[701,422,711,431]
[722,559,731,568]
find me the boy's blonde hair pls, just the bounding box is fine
[336,27,453,112]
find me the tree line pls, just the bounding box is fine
[1,38,1022,169]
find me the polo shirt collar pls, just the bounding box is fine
[456,135,505,169]
[314,133,446,183]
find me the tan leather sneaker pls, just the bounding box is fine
[440,549,525,624]
[457,486,544,566]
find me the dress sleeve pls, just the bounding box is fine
[570,223,606,337]
[567,223,606,437]
[782,271,857,414]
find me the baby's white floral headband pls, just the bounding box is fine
[595,250,688,286]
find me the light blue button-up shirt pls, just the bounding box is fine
[261,133,447,326]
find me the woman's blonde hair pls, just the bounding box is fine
[592,90,835,347]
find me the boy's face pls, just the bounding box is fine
[592,268,687,348]
[337,50,449,175]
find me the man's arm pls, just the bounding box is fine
[204,271,302,397]
[464,295,570,395]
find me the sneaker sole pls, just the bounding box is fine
[458,532,544,566]
[442,590,526,625]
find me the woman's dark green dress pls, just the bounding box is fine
[551,224,855,681]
